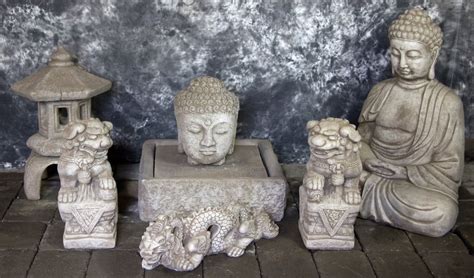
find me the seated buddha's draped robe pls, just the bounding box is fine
[358,78,464,237]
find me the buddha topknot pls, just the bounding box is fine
[174,76,239,115]
[389,7,443,53]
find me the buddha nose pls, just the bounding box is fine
[399,54,407,68]
[311,135,326,147]
[200,130,216,148]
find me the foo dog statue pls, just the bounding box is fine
[57,118,117,249]
[139,205,279,271]
[299,118,362,250]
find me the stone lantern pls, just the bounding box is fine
[11,46,112,200]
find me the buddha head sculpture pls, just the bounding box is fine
[388,8,443,81]
[174,76,239,165]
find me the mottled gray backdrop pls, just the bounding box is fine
[0,0,472,168]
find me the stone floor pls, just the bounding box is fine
[1,164,474,278]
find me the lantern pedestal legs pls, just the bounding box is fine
[24,152,58,200]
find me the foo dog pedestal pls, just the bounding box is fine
[59,199,117,249]
[299,186,359,250]
[139,139,287,221]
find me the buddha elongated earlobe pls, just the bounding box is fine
[429,48,440,80]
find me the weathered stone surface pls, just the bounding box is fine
[52,207,62,223]
[139,206,278,271]
[355,218,378,226]
[456,225,474,252]
[313,251,375,278]
[0,198,12,219]
[87,251,143,278]
[11,47,112,200]
[23,153,58,200]
[299,187,359,250]
[39,223,65,250]
[0,172,23,180]
[407,232,468,255]
[174,76,239,166]
[0,222,46,250]
[3,199,56,222]
[145,265,203,278]
[367,251,431,278]
[356,225,413,252]
[57,119,117,249]
[423,252,474,278]
[139,139,287,221]
[0,180,22,200]
[116,222,147,250]
[299,118,362,250]
[18,180,60,200]
[256,209,318,278]
[147,269,202,278]
[358,7,465,238]
[28,250,90,278]
[203,253,260,278]
[0,250,36,277]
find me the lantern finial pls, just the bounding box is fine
[48,46,75,67]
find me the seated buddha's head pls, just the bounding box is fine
[388,8,443,81]
[174,76,239,166]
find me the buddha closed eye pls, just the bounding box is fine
[406,50,422,59]
[187,124,202,134]
[186,122,231,135]
[213,123,231,135]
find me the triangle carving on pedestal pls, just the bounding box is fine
[319,209,349,237]
[71,206,105,234]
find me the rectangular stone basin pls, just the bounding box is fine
[138,139,288,221]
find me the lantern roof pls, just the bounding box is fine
[11,47,112,102]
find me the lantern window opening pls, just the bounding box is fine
[56,106,70,129]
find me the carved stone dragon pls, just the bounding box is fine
[139,205,279,271]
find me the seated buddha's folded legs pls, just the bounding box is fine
[360,175,458,237]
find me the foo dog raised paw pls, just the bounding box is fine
[139,205,279,271]
[58,118,117,249]
[299,118,362,250]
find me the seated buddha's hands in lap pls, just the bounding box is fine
[364,158,407,180]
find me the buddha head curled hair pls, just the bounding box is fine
[174,76,239,116]
[389,7,443,55]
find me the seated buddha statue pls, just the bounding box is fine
[358,8,465,237]
[174,76,239,165]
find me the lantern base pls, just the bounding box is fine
[24,151,59,200]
